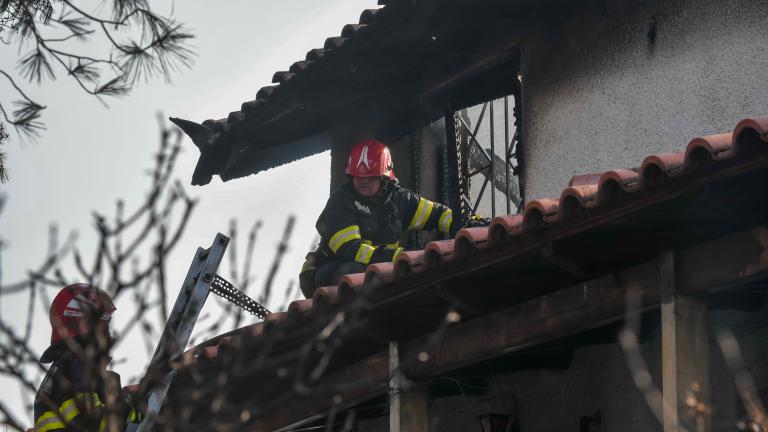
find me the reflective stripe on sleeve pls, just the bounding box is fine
[391,247,404,262]
[354,244,376,264]
[35,411,66,432]
[328,225,362,253]
[438,209,453,234]
[408,198,434,230]
[36,392,103,432]
[127,407,141,423]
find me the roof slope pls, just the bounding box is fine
[169,116,768,430]
[172,0,575,185]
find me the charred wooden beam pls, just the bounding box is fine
[402,224,768,379]
[242,224,767,430]
[389,342,429,432]
[252,351,389,432]
[660,250,711,432]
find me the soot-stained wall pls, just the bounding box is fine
[520,0,768,200]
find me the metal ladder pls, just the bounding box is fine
[134,233,269,432]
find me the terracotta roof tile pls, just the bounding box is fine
[425,239,455,268]
[394,250,425,278]
[305,48,328,62]
[287,299,314,323]
[321,116,768,288]
[177,117,768,430]
[248,322,264,337]
[271,71,294,84]
[488,214,523,246]
[227,111,244,123]
[338,273,366,300]
[359,8,380,24]
[454,227,489,259]
[256,85,278,101]
[522,198,559,230]
[263,312,288,333]
[289,60,311,73]
[640,153,687,185]
[324,36,347,50]
[312,286,340,313]
[734,116,768,147]
[568,173,603,187]
[188,116,768,348]
[559,184,599,220]
[341,24,366,38]
[365,262,395,286]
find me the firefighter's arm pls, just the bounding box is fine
[122,384,145,424]
[322,224,402,265]
[317,197,401,266]
[401,191,455,236]
[34,398,100,432]
[34,362,104,432]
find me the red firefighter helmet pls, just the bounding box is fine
[346,139,396,180]
[48,283,115,344]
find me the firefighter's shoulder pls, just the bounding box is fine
[325,184,357,206]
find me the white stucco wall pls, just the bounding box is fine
[521,0,768,200]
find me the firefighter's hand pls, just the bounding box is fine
[123,384,147,422]
[465,214,491,228]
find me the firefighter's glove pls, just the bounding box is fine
[466,214,491,228]
[122,384,147,423]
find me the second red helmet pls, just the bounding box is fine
[346,139,396,180]
[48,283,115,344]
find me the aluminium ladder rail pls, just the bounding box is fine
[134,233,268,432]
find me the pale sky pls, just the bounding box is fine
[0,0,378,425]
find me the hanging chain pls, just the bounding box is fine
[456,111,472,223]
[410,128,426,248]
[210,275,269,320]
[511,77,524,210]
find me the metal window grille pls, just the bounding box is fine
[445,88,523,222]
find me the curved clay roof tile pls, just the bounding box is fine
[685,133,734,163]
[559,185,600,220]
[359,8,380,25]
[289,61,311,73]
[263,312,288,333]
[523,198,560,229]
[733,116,768,154]
[227,111,244,123]
[488,214,524,247]
[341,24,365,38]
[339,273,366,300]
[287,299,314,324]
[394,250,425,278]
[365,262,395,287]
[272,71,294,84]
[312,286,340,313]
[324,36,347,50]
[424,240,455,269]
[306,48,328,62]
[256,85,277,101]
[241,99,263,114]
[454,227,489,260]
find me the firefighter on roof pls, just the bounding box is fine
[34,283,142,431]
[300,139,457,297]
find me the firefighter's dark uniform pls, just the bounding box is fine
[34,348,141,432]
[301,181,454,297]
